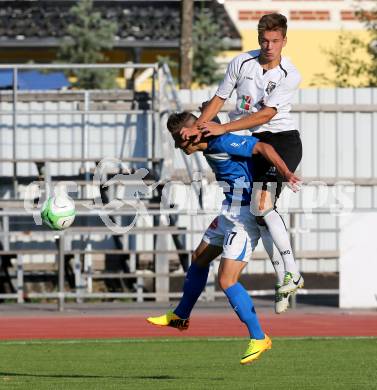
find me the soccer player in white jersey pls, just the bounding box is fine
[181,13,304,300]
[148,112,300,364]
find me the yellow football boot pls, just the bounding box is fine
[146,310,189,331]
[240,334,272,365]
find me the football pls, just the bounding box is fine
[41,195,76,230]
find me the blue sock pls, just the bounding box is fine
[224,282,264,340]
[174,263,209,319]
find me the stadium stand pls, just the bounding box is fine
[0,0,241,64]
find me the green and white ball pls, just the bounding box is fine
[41,195,76,230]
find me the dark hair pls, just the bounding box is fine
[258,13,287,38]
[167,111,197,140]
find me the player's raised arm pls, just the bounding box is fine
[199,106,277,137]
[253,142,301,191]
[180,95,226,142]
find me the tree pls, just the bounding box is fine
[180,0,194,88]
[57,0,118,89]
[311,6,377,87]
[192,8,227,87]
[356,8,377,86]
[311,31,372,87]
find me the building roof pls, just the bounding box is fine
[0,0,242,49]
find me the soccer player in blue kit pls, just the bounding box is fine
[147,112,300,364]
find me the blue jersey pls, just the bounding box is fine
[203,133,259,206]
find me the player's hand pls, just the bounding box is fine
[180,125,202,143]
[199,100,210,113]
[198,121,226,137]
[285,171,302,192]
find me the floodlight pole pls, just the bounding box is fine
[180,0,194,88]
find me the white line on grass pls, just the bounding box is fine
[0,336,376,346]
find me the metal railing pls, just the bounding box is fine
[0,205,341,310]
[0,64,161,198]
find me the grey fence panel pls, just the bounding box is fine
[318,113,337,177]
[356,113,372,177]
[300,112,319,177]
[0,106,13,176]
[0,100,150,175]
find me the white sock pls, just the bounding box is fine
[258,225,285,285]
[263,209,299,276]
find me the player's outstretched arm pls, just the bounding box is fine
[199,107,277,137]
[253,142,301,192]
[180,96,225,142]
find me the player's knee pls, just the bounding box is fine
[191,251,205,267]
[254,207,275,224]
[191,251,198,264]
[218,273,236,290]
[191,251,211,268]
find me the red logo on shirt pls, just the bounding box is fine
[240,95,252,111]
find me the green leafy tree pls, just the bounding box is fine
[311,5,377,88]
[192,9,227,86]
[157,55,178,70]
[57,0,118,89]
[356,8,377,86]
[311,31,372,87]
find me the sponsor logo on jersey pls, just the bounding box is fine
[240,95,252,111]
[280,250,291,256]
[265,81,277,95]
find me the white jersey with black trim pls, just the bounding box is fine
[216,49,301,134]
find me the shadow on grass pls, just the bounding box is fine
[0,372,177,380]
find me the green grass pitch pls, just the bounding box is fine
[0,337,376,389]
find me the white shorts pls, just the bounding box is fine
[202,206,260,262]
